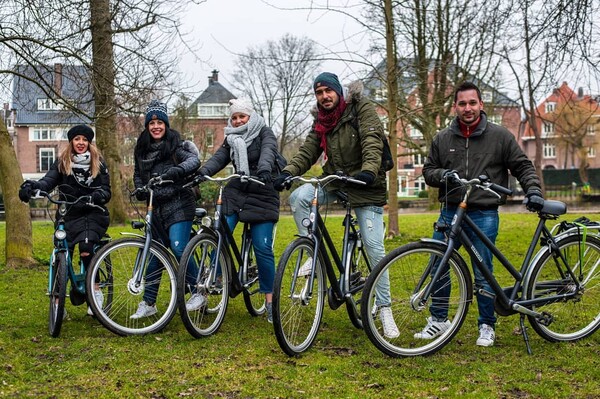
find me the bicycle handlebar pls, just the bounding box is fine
[31,190,105,212]
[131,175,174,197]
[288,174,366,187]
[184,173,265,188]
[442,173,513,197]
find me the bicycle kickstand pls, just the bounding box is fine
[520,314,533,355]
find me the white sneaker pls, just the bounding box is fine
[87,290,104,316]
[414,317,451,339]
[476,324,495,347]
[186,293,207,311]
[298,258,312,277]
[379,306,400,339]
[130,301,157,319]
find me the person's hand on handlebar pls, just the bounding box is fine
[273,172,293,191]
[524,188,544,212]
[19,180,40,203]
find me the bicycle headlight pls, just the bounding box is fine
[55,230,67,241]
[201,216,213,228]
[301,218,311,228]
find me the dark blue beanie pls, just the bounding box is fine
[313,72,343,97]
[145,100,170,128]
[67,124,94,142]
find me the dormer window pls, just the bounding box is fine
[37,98,64,111]
[197,103,228,118]
[481,91,493,103]
[545,102,556,113]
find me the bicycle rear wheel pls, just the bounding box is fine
[345,236,371,329]
[361,241,472,357]
[242,245,266,316]
[526,234,600,342]
[177,233,230,338]
[272,237,325,356]
[48,251,68,337]
[86,237,178,335]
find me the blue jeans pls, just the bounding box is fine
[144,220,195,305]
[430,207,499,328]
[289,183,391,306]
[225,213,275,294]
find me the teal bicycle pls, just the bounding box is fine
[33,189,112,337]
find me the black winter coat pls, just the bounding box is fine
[200,126,280,224]
[36,159,111,247]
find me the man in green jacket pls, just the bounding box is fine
[274,72,399,338]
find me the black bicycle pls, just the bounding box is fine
[32,189,111,337]
[272,174,371,356]
[361,173,600,357]
[86,176,180,335]
[177,174,268,338]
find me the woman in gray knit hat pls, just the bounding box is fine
[193,98,282,323]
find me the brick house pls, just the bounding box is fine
[362,60,521,197]
[10,63,94,180]
[520,82,600,172]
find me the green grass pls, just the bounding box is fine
[1,211,600,398]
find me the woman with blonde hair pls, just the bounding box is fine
[19,124,111,315]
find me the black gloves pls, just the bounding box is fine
[441,169,459,184]
[273,172,292,191]
[135,189,148,202]
[161,166,184,182]
[19,180,39,203]
[525,188,544,212]
[352,171,376,186]
[91,191,105,205]
[256,170,272,184]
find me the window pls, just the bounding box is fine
[123,154,134,166]
[205,129,214,148]
[37,98,64,111]
[409,125,423,139]
[543,122,554,137]
[545,102,556,113]
[374,86,387,101]
[589,147,596,158]
[414,177,426,192]
[543,143,556,158]
[587,124,596,135]
[32,127,66,141]
[412,152,425,167]
[197,104,228,118]
[487,114,503,125]
[39,148,55,172]
[481,91,493,103]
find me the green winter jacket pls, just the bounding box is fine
[283,86,387,208]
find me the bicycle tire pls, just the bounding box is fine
[86,251,114,317]
[86,237,178,336]
[177,232,230,338]
[525,234,600,342]
[272,237,326,356]
[242,245,266,316]
[345,235,371,329]
[48,251,68,337]
[361,241,472,357]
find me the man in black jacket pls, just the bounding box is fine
[421,81,543,347]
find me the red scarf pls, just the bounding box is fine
[314,97,347,155]
[458,116,481,138]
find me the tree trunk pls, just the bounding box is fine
[90,0,128,223]
[0,120,36,268]
[384,0,399,237]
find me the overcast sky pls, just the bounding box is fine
[178,0,368,97]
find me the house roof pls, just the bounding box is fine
[188,70,236,113]
[11,64,94,125]
[362,58,519,107]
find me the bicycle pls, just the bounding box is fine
[272,174,372,356]
[361,173,600,357]
[86,175,180,335]
[32,189,111,337]
[177,173,269,338]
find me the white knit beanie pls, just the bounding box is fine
[228,98,254,116]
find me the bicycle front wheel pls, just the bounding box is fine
[526,234,600,342]
[242,245,266,317]
[361,241,472,357]
[48,251,68,337]
[86,237,178,336]
[177,233,230,338]
[272,237,325,356]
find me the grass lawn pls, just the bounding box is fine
[1,210,600,398]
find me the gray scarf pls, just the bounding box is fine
[72,152,93,186]
[224,112,265,175]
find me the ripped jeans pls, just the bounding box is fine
[289,183,391,306]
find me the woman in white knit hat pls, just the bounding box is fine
[192,97,283,323]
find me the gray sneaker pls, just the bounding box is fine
[266,302,273,323]
[130,301,157,319]
[186,293,207,311]
[476,324,495,347]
